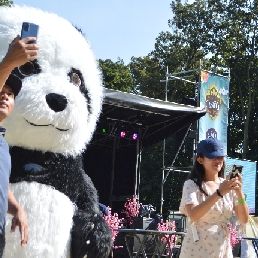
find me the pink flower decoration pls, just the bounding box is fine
[158,219,177,254]
[122,195,142,225]
[227,223,242,250]
[103,206,124,249]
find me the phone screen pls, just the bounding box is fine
[230,164,243,179]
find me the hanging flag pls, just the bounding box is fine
[199,70,230,155]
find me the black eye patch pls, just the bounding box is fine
[68,68,92,114]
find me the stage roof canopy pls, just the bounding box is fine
[90,88,206,148]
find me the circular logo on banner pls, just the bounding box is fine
[205,84,222,120]
[206,128,217,139]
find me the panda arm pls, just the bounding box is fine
[71,171,112,258]
[75,172,100,213]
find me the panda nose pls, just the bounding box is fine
[45,93,68,112]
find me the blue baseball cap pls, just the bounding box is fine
[5,74,22,97]
[195,137,225,158]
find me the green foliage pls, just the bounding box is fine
[140,134,193,214]
[0,0,13,6]
[133,0,258,159]
[129,55,165,99]
[205,0,258,159]
[99,58,134,93]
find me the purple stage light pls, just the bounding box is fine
[132,133,138,140]
[120,131,126,138]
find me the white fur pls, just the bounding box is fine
[0,5,103,156]
[5,182,75,258]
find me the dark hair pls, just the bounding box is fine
[187,153,225,196]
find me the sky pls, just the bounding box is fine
[13,0,174,65]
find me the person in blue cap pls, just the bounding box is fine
[179,137,249,258]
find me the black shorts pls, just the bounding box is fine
[0,234,5,258]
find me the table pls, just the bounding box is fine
[115,229,185,258]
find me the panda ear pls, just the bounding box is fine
[14,60,41,79]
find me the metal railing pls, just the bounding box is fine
[115,229,185,258]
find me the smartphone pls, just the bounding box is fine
[20,22,39,44]
[230,164,243,179]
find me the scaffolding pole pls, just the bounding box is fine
[159,66,200,216]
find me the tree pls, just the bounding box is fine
[0,0,13,6]
[129,55,166,99]
[99,58,134,93]
[129,28,205,103]
[169,0,258,159]
[133,0,258,160]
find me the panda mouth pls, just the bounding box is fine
[24,118,69,132]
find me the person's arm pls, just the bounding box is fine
[185,177,239,222]
[233,175,249,224]
[0,35,38,92]
[7,186,28,247]
[185,192,221,222]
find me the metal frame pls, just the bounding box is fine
[159,66,200,215]
[115,229,185,258]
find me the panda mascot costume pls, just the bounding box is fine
[0,5,112,258]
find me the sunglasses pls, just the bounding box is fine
[18,61,41,77]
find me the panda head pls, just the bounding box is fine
[0,5,103,156]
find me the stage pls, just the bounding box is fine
[83,88,206,212]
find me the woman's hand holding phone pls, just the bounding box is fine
[228,165,243,193]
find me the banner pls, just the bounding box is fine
[199,71,230,155]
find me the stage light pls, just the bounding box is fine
[120,131,126,138]
[132,133,138,140]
